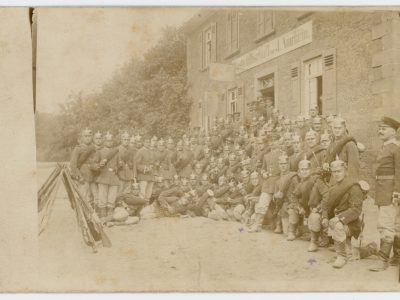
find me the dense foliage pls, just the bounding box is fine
[36,26,191,161]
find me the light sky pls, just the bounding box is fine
[36,7,198,114]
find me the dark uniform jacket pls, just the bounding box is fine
[374,139,400,206]
[323,177,363,238]
[95,146,120,186]
[69,143,98,183]
[135,146,156,181]
[117,145,135,181]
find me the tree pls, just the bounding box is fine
[37,25,192,161]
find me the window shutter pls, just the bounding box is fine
[211,22,217,63]
[226,13,232,54]
[322,48,337,114]
[290,62,301,115]
[199,31,204,70]
[237,83,245,122]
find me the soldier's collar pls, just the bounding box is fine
[383,138,400,146]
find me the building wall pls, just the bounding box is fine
[185,9,400,152]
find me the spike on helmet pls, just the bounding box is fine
[105,132,113,141]
[94,131,102,138]
[298,154,311,169]
[82,128,92,135]
[121,131,130,139]
[330,155,346,169]
[158,139,165,146]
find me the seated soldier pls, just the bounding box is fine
[220,178,245,222]
[193,173,215,217]
[287,157,318,241]
[322,156,364,269]
[242,171,262,225]
[272,154,299,236]
[115,180,148,217]
[307,172,329,252]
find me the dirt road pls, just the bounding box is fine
[37,166,400,292]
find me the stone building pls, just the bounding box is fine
[182,8,400,150]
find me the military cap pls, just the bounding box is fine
[151,136,158,141]
[313,116,322,124]
[82,128,92,135]
[129,136,136,143]
[332,116,346,127]
[330,155,346,170]
[296,116,305,122]
[158,139,165,146]
[173,174,179,180]
[135,134,142,141]
[189,173,196,180]
[298,155,311,169]
[104,132,113,141]
[94,131,102,138]
[380,116,400,130]
[167,138,174,144]
[121,131,130,139]
[283,131,292,139]
[292,134,302,142]
[201,173,208,181]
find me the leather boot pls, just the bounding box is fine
[389,236,400,266]
[369,239,392,272]
[248,213,264,233]
[287,223,297,241]
[360,242,378,259]
[274,218,283,234]
[332,240,347,269]
[318,229,330,248]
[308,231,319,252]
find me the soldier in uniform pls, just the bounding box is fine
[135,137,156,202]
[304,129,326,173]
[289,134,304,172]
[69,128,97,206]
[369,116,400,271]
[248,140,281,232]
[117,132,134,195]
[325,117,360,180]
[272,154,299,235]
[91,131,103,210]
[322,157,364,269]
[294,116,308,140]
[94,132,120,218]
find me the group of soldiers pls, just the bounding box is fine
[69,105,400,272]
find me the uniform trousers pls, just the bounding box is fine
[139,180,154,200]
[98,184,118,209]
[377,204,400,242]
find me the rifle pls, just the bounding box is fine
[63,168,112,248]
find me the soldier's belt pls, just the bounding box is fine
[375,175,394,180]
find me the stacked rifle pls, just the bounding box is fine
[38,164,111,252]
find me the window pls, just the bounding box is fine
[228,88,238,114]
[303,56,323,115]
[226,11,239,57]
[256,11,274,41]
[199,23,217,70]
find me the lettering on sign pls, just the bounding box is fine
[232,21,313,73]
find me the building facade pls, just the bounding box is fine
[183,8,400,150]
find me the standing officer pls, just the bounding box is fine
[69,128,97,205]
[369,116,400,271]
[117,132,134,195]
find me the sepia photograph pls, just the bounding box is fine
[2,4,400,292]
